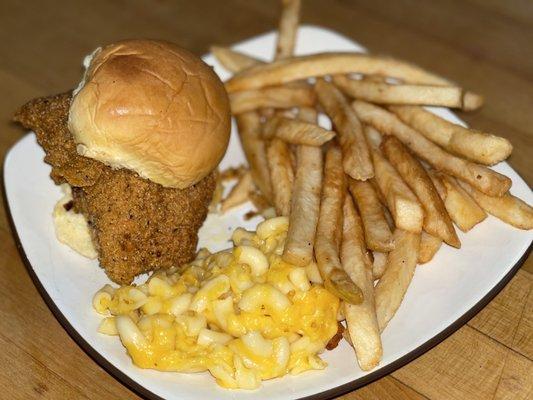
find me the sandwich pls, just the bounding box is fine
[14,39,231,284]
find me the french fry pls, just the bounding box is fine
[263,0,301,218]
[225,52,454,93]
[390,106,512,165]
[352,100,511,196]
[342,195,373,267]
[333,75,480,110]
[364,125,383,149]
[209,175,224,213]
[429,172,487,232]
[342,195,382,370]
[418,231,442,264]
[371,149,424,233]
[210,46,262,73]
[427,168,446,198]
[208,44,268,210]
[220,165,247,182]
[283,144,323,266]
[275,0,301,60]
[260,107,277,119]
[295,106,319,175]
[297,106,318,123]
[235,112,272,201]
[220,171,254,212]
[382,203,395,229]
[374,229,420,332]
[262,116,335,146]
[372,251,388,280]
[262,0,301,211]
[348,179,394,252]
[315,79,374,180]
[266,138,294,216]
[462,92,485,112]
[457,181,533,230]
[315,146,363,304]
[229,84,316,114]
[381,136,460,247]
[368,177,388,207]
[249,190,271,213]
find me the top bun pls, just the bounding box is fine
[68,39,231,189]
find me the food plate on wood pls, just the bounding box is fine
[4,25,532,400]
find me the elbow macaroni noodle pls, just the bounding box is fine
[93,216,340,389]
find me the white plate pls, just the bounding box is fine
[4,25,532,400]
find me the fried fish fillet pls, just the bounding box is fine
[15,93,216,284]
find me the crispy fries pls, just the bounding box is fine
[275,0,301,59]
[315,146,363,304]
[371,149,424,233]
[462,91,485,112]
[249,190,271,213]
[263,0,300,217]
[263,116,335,146]
[369,177,388,207]
[418,231,443,264]
[348,179,394,252]
[390,106,512,165]
[372,251,388,280]
[352,100,511,196]
[210,46,262,73]
[283,144,323,266]
[208,0,532,379]
[457,181,533,230]
[209,176,224,213]
[225,52,453,93]
[235,112,273,201]
[220,171,254,212]
[220,165,247,182]
[381,136,460,247]
[342,195,382,370]
[315,79,374,180]
[428,169,446,197]
[217,0,531,373]
[266,138,294,216]
[333,75,480,110]
[430,172,487,232]
[297,106,318,123]
[230,84,316,114]
[374,229,420,332]
[364,125,383,149]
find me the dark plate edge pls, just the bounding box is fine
[1,139,165,400]
[3,144,531,399]
[304,241,531,400]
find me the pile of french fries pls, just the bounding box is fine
[213,0,533,371]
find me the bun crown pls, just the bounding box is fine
[69,39,231,188]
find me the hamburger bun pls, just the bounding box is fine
[68,39,231,189]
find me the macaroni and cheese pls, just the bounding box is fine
[93,216,340,389]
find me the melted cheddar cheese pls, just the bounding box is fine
[93,216,339,389]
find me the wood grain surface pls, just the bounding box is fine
[0,1,531,399]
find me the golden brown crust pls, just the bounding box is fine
[69,40,231,188]
[15,93,215,284]
[14,92,104,187]
[72,169,216,284]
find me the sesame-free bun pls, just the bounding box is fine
[53,184,97,259]
[68,39,231,189]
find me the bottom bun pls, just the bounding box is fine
[53,184,97,259]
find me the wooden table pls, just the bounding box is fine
[0,1,531,399]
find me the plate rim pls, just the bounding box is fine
[3,24,532,400]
